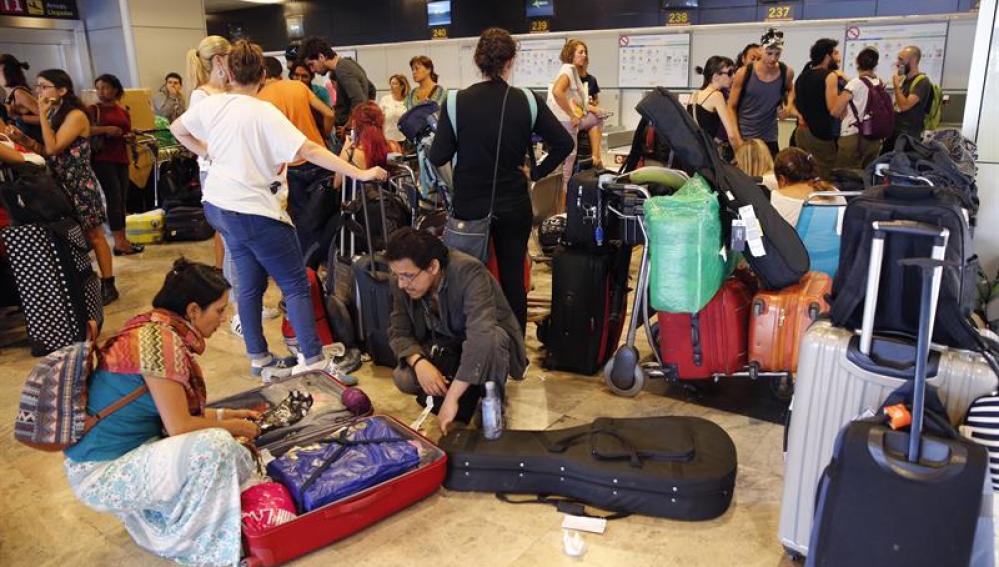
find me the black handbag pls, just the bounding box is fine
[442,86,513,263]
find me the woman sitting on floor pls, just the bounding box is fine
[63,258,261,567]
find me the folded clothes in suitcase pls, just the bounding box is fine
[209,371,447,567]
[267,417,421,512]
[439,416,737,521]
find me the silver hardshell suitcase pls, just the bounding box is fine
[779,221,998,559]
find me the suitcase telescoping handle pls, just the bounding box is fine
[897,257,957,463]
[858,220,949,356]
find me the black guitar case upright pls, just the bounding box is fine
[634,87,809,290]
[439,416,737,521]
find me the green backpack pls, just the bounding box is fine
[911,74,943,132]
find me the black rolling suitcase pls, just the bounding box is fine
[164,205,214,241]
[540,243,630,375]
[1,218,103,356]
[351,178,397,367]
[439,416,737,521]
[563,169,620,250]
[806,222,990,567]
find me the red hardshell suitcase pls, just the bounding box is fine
[210,371,447,567]
[282,267,335,354]
[658,278,751,380]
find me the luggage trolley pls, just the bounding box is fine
[596,168,688,397]
[599,168,795,399]
[599,175,656,397]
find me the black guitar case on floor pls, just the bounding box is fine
[439,416,737,521]
[634,87,809,290]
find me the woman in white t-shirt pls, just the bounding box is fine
[833,47,884,170]
[547,39,601,201]
[172,40,387,380]
[379,74,409,146]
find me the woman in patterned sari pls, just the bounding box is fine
[63,258,261,566]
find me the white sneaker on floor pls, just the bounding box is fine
[230,309,280,338]
[292,354,359,386]
[230,314,243,338]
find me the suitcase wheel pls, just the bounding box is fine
[807,302,821,321]
[769,372,794,402]
[747,361,760,381]
[752,298,766,316]
[603,352,645,398]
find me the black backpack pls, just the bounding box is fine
[0,163,77,225]
[343,183,411,254]
[634,87,808,290]
[866,134,978,212]
[158,156,202,209]
[830,184,981,351]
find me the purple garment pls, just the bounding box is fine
[266,417,419,512]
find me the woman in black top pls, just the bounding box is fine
[689,56,743,159]
[429,27,573,332]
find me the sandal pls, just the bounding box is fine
[113,243,145,256]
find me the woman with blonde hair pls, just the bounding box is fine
[172,39,387,379]
[379,74,409,147]
[547,39,602,197]
[186,36,275,336]
[734,138,778,192]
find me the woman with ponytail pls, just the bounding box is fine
[689,55,743,159]
[1,54,42,143]
[171,40,387,380]
[771,146,839,226]
[334,101,394,188]
[5,68,119,304]
[64,258,260,567]
[185,36,259,332]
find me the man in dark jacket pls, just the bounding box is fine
[386,228,527,433]
[300,36,377,151]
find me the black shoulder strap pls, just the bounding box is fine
[495,493,630,520]
[737,63,755,114]
[779,62,789,105]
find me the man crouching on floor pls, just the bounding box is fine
[386,227,527,433]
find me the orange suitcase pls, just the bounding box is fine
[748,271,831,374]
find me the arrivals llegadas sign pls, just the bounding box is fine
[1,0,79,20]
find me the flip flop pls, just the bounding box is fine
[113,244,145,256]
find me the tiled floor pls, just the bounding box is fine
[0,239,795,567]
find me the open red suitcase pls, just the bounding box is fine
[657,278,751,380]
[210,371,447,567]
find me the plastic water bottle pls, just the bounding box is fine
[482,382,503,440]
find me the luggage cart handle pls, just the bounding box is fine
[859,221,950,356]
[803,191,863,206]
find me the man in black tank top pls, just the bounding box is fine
[792,38,844,178]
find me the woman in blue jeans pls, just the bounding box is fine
[171,40,386,380]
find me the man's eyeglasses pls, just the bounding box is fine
[34,83,55,91]
[395,269,425,285]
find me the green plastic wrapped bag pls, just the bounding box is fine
[153,115,177,147]
[645,174,725,313]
